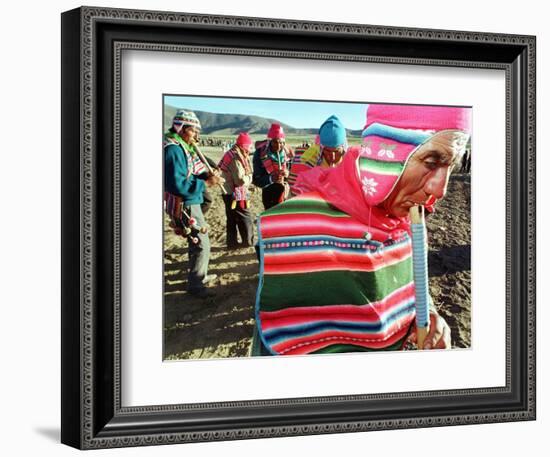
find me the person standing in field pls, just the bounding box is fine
[164,109,224,298]
[218,132,255,249]
[460,148,471,173]
[252,123,293,210]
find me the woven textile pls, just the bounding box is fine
[287,146,309,193]
[256,192,415,355]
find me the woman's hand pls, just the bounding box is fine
[406,310,451,349]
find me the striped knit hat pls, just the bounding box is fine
[172,109,201,131]
[358,103,471,206]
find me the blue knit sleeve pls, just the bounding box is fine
[164,144,205,200]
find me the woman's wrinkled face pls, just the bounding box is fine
[380,131,468,218]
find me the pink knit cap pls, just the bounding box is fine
[235,132,253,149]
[364,103,472,132]
[267,123,285,139]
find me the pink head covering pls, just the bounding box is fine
[364,103,471,131]
[357,103,471,206]
[295,103,472,233]
[267,123,285,139]
[235,132,253,150]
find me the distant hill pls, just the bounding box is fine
[163,105,362,137]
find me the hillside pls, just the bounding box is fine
[163,105,362,137]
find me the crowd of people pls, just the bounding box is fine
[197,136,233,151]
[164,104,471,353]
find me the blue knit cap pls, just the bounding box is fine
[319,115,346,148]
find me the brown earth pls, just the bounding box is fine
[425,174,471,349]
[163,172,471,359]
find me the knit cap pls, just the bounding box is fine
[172,109,201,131]
[319,115,347,148]
[235,132,253,149]
[267,123,285,139]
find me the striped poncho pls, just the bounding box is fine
[287,146,308,193]
[256,192,416,355]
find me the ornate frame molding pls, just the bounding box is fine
[62,6,536,449]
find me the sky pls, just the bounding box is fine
[164,94,368,130]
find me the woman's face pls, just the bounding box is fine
[379,131,467,218]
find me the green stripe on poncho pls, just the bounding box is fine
[255,193,416,355]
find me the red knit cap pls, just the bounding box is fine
[267,123,285,139]
[236,132,253,149]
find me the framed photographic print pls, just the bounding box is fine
[61,6,536,449]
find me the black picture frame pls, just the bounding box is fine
[61,6,536,449]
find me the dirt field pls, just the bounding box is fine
[163,165,471,360]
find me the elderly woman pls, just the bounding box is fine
[251,103,471,355]
[218,132,255,249]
